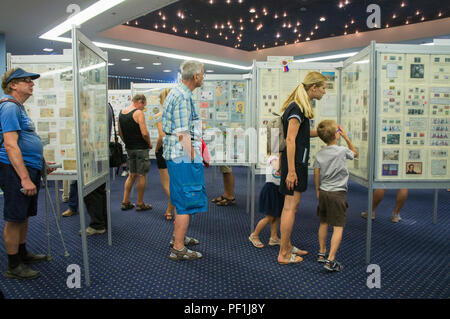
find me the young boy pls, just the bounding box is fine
[313,120,358,272]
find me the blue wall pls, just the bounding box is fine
[0,33,5,76]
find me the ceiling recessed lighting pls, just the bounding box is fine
[108,63,114,66]
[153,62,162,65]
[163,70,171,72]
[121,58,130,61]
[43,48,54,52]
[249,8,256,13]
[319,17,326,22]
[206,70,214,73]
[136,66,144,69]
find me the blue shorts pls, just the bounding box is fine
[166,156,207,215]
[0,163,41,222]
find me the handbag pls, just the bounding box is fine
[201,138,210,168]
[108,103,123,168]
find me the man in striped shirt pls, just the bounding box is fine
[162,60,207,261]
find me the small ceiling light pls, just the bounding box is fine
[135,21,138,25]
[339,2,344,8]
[162,23,166,28]
[405,19,409,24]
[136,67,144,69]
[344,31,347,35]
[206,69,214,73]
[274,13,278,19]
[153,62,162,65]
[249,8,256,13]
[221,24,225,29]
[293,28,298,33]
[206,34,210,38]
[355,30,359,33]
[421,16,425,21]
[238,0,243,3]
[214,24,218,29]
[310,31,314,35]
[320,17,326,22]
[282,22,286,28]
[121,58,130,61]
[108,63,114,66]
[306,37,310,41]
[297,21,301,26]
[393,13,397,18]
[240,25,244,30]
[351,19,355,24]
[276,32,280,38]
[154,24,158,29]
[401,2,405,7]
[315,24,319,29]
[43,48,54,52]
[250,18,254,23]
[239,18,243,23]
[225,36,228,40]
[209,0,213,4]
[195,30,198,35]
[158,11,162,16]
[386,24,389,28]
[288,23,292,28]
[185,29,188,34]
[345,24,348,28]
[255,14,259,19]
[345,0,349,4]
[162,15,166,21]
[283,12,287,17]
[416,10,420,15]
[438,12,442,17]
[163,70,171,72]
[226,0,231,3]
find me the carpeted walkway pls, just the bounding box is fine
[0,164,449,299]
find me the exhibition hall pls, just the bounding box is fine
[0,0,449,300]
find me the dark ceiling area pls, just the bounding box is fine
[125,0,448,51]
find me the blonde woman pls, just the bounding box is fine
[277,72,327,265]
[155,88,175,220]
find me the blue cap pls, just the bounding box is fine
[5,68,40,85]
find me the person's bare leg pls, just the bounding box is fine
[223,172,234,199]
[270,217,280,241]
[318,222,328,254]
[393,189,408,215]
[4,221,22,255]
[136,175,147,206]
[173,214,190,251]
[159,168,175,214]
[123,173,137,203]
[370,188,387,218]
[278,192,302,263]
[252,216,271,237]
[328,226,344,261]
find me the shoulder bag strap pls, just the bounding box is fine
[0,98,23,148]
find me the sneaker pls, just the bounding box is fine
[361,211,375,220]
[4,263,41,280]
[169,247,202,261]
[169,236,199,247]
[62,208,77,217]
[391,214,402,223]
[324,259,344,272]
[121,171,128,177]
[78,227,106,236]
[21,251,47,264]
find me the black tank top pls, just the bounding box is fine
[119,109,149,150]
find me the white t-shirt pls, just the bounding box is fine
[313,145,354,192]
[265,155,281,185]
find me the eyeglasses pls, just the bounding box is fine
[17,77,33,83]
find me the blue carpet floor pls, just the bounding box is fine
[0,164,449,299]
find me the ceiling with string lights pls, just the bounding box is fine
[125,0,448,51]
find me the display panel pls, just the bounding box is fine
[193,78,250,164]
[376,51,450,180]
[341,54,370,181]
[76,40,109,187]
[10,56,77,173]
[256,63,340,168]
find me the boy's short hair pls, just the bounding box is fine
[317,120,338,144]
[132,94,146,104]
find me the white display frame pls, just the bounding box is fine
[254,61,343,170]
[72,27,111,287]
[194,73,252,166]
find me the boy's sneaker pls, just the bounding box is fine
[324,259,344,272]
[391,214,402,223]
[361,211,375,220]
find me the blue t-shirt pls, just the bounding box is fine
[0,95,43,170]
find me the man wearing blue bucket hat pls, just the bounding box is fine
[0,67,55,279]
[162,60,207,261]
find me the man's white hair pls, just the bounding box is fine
[180,60,203,81]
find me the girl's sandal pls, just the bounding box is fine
[249,235,264,248]
[216,197,235,206]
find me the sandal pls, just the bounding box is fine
[121,202,134,211]
[278,254,303,265]
[292,246,308,256]
[165,209,173,220]
[268,238,281,246]
[211,196,224,203]
[249,235,264,248]
[317,252,328,263]
[169,236,199,247]
[169,247,202,261]
[135,203,152,211]
[216,197,235,206]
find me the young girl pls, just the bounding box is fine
[249,154,284,248]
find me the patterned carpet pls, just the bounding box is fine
[0,164,449,299]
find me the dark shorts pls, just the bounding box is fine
[0,163,41,223]
[155,147,167,169]
[317,190,348,227]
[126,149,150,175]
